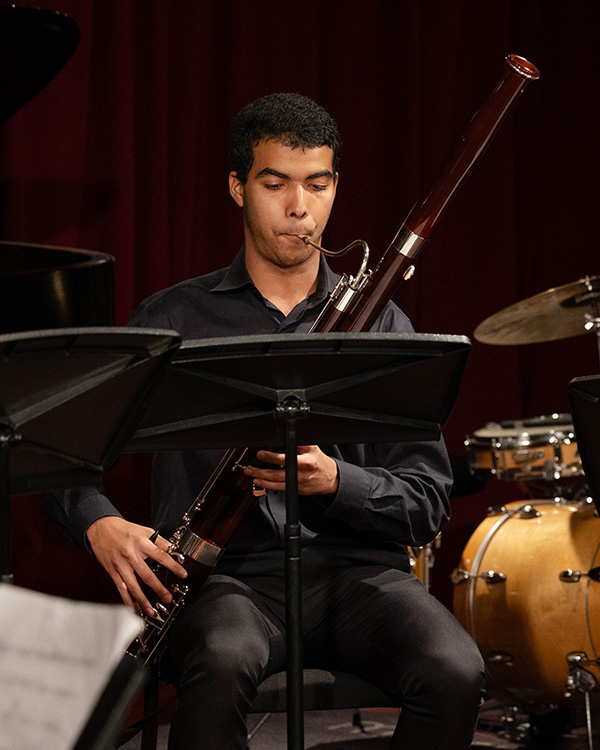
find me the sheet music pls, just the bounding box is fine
[0,584,143,750]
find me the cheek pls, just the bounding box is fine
[244,196,277,232]
[314,198,334,224]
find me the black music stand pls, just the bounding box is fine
[569,375,600,512]
[126,331,471,750]
[0,327,180,585]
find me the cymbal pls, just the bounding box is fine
[474,275,600,345]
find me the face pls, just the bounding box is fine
[229,139,338,270]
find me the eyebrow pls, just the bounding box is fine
[256,167,334,180]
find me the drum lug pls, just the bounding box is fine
[559,566,600,583]
[486,505,507,516]
[488,650,514,666]
[518,504,542,519]
[451,568,506,584]
[481,570,507,583]
[560,568,583,582]
[451,568,469,585]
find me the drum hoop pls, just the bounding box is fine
[466,500,560,638]
[586,537,600,660]
[470,428,575,445]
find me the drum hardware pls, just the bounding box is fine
[517,504,542,519]
[409,534,441,591]
[451,568,506,585]
[559,567,600,583]
[486,505,507,516]
[565,652,599,750]
[488,652,514,666]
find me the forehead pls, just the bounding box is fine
[250,140,335,177]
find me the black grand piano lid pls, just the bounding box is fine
[0,6,80,123]
[0,9,114,332]
[0,240,115,332]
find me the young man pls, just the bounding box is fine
[45,93,485,749]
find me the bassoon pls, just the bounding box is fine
[126,54,540,663]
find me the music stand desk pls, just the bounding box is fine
[127,332,471,750]
[0,326,180,574]
[569,374,600,512]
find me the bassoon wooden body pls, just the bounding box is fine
[126,54,540,663]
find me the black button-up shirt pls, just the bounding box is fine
[44,249,452,566]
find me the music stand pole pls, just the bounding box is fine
[127,332,472,750]
[277,394,310,750]
[0,425,15,584]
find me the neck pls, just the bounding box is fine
[245,251,320,316]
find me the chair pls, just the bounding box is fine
[252,668,396,713]
[135,664,398,749]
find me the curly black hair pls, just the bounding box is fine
[229,93,341,183]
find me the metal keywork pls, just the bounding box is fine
[126,578,189,657]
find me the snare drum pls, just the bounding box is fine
[453,499,600,710]
[465,413,582,482]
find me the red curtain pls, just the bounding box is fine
[2,0,599,607]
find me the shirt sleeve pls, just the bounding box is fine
[40,303,166,548]
[41,486,124,549]
[321,301,453,547]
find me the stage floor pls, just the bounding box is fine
[120,700,596,749]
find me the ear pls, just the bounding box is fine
[229,172,244,207]
[332,171,339,197]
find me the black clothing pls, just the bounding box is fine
[168,550,484,750]
[43,248,485,750]
[45,249,453,562]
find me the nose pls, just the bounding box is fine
[287,184,308,219]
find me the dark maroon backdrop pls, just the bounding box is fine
[2,0,599,609]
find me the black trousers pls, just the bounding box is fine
[165,547,485,750]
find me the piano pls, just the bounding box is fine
[0,6,114,330]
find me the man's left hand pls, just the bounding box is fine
[244,446,339,495]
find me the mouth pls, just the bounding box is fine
[278,232,310,242]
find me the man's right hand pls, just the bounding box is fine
[86,516,187,617]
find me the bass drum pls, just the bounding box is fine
[453,499,600,710]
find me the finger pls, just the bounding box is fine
[256,449,285,467]
[113,573,140,613]
[116,564,161,617]
[153,534,171,552]
[146,541,188,579]
[244,465,286,484]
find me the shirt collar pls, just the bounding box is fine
[210,247,255,293]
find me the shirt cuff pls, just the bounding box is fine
[71,493,123,550]
[324,459,371,524]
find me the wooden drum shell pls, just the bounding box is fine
[453,500,600,710]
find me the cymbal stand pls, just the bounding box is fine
[566,652,599,750]
[584,312,600,369]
